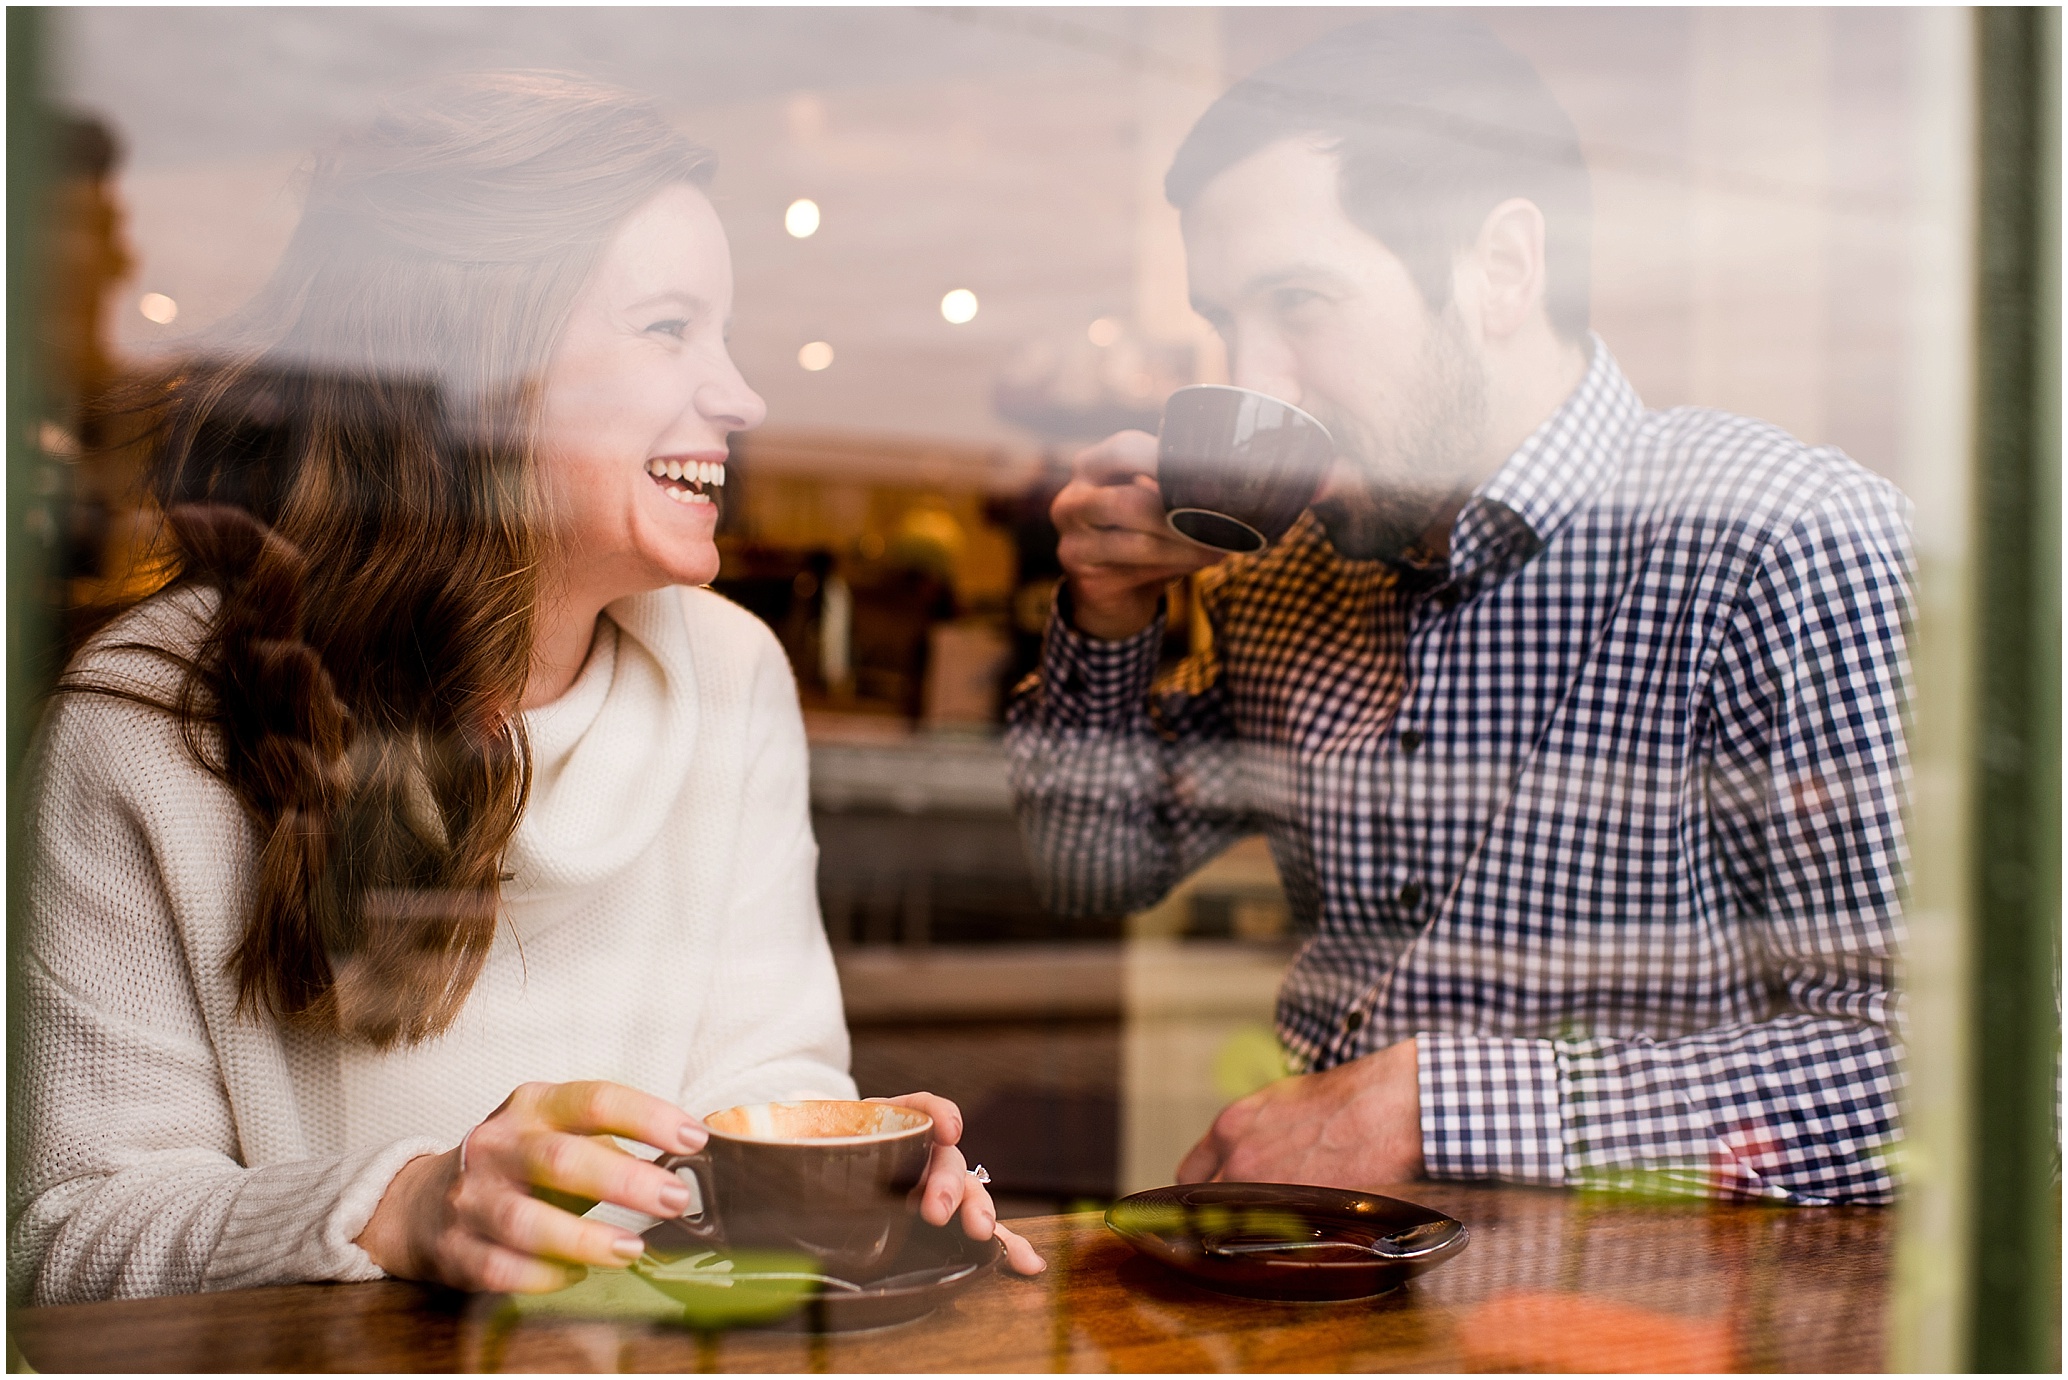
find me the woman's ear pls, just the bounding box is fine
[1466,197,1550,341]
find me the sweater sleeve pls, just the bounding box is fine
[8,686,441,1304]
[674,626,855,1117]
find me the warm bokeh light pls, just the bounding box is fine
[784,198,820,239]
[1087,316,1122,347]
[797,340,835,371]
[940,288,978,325]
[37,421,78,457]
[137,292,178,324]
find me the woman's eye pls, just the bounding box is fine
[1271,288,1324,316]
[645,318,690,339]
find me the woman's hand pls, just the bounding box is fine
[356,1080,706,1292]
[875,1092,1046,1276]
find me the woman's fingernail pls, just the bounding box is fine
[978,1212,996,1235]
[611,1234,646,1260]
[658,1181,692,1213]
[676,1122,707,1151]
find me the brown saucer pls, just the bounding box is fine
[638,1217,1001,1332]
[1105,1182,1468,1301]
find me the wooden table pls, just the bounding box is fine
[10,1183,1891,1372]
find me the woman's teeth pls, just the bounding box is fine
[645,457,724,506]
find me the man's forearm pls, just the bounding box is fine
[1418,1015,1902,1203]
[1003,592,1249,917]
[1006,726,1189,916]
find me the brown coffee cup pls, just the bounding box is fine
[652,1100,934,1282]
[1158,385,1336,553]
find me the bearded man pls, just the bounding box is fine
[1005,13,1908,1203]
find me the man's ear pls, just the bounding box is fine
[1465,198,1549,341]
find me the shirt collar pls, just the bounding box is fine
[1444,335,1644,585]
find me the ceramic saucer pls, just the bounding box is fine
[1105,1182,1468,1301]
[637,1217,1001,1332]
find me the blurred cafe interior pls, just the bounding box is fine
[8,6,2057,1372]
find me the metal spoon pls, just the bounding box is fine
[1204,1238,1400,1259]
[855,1261,983,1292]
[638,1260,866,1293]
[1236,1217,1461,1257]
[710,1271,866,1292]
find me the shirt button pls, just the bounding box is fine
[1343,1010,1365,1034]
[1400,729,1424,753]
[1398,881,1425,909]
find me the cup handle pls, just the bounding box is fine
[654,1150,721,1246]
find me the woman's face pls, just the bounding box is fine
[537,183,765,599]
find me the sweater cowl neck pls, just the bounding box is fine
[507,588,699,901]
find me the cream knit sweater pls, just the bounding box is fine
[10,584,855,1305]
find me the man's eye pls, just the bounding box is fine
[645,319,689,339]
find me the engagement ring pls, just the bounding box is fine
[968,1164,992,1185]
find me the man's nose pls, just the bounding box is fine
[1228,347,1302,408]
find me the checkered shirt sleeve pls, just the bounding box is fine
[1418,1035,1565,1183]
[1597,477,1904,1198]
[1004,586,1258,917]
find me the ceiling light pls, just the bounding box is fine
[1087,316,1122,347]
[798,340,835,371]
[138,292,178,324]
[940,289,978,325]
[785,199,820,239]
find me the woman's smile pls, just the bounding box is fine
[645,454,726,507]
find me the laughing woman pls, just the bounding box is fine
[12,73,1041,1304]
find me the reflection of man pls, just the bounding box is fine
[1006,14,1907,1202]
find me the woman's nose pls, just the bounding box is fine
[699,362,767,433]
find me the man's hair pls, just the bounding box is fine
[1166,12,1592,340]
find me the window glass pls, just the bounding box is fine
[19,7,2005,1369]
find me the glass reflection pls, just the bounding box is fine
[15,5,1986,1365]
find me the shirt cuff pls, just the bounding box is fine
[1417,1033,1565,1186]
[1036,585,1166,730]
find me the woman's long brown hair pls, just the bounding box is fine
[66,73,715,1047]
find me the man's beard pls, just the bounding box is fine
[1309,306,1491,565]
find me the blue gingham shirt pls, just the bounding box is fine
[1005,341,1909,1204]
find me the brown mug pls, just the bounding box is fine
[1158,384,1336,553]
[651,1100,934,1282]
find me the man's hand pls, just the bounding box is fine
[1176,1038,1425,1189]
[1051,430,1220,640]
